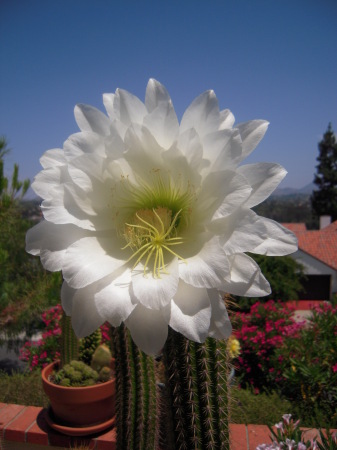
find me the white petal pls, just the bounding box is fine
[207,289,232,339]
[223,253,271,297]
[26,222,44,256]
[124,124,164,175]
[143,100,179,149]
[202,129,243,172]
[237,163,287,208]
[64,131,106,159]
[74,104,111,135]
[176,128,206,172]
[236,120,269,161]
[116,88,147,126]
[180,90,220,137]
[250,217,298,256]
[41,185,96,230]
[40,149,65,168]
[26,221,89,271]
[162,281,211,342]
[62,236,126,288]
[32,165,67,200]
[179,237,229,288]
[216,209,297,256]
[103,93,117,119]
[67,284,105,338]
[218,109,235,130]
[125,304,168,355]
[131,258,179,309]
[94,269,135,326]
[61,280,76,316]
[145,78,172,113]
[196,170,251,222]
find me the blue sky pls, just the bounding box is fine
[1,0,336,197]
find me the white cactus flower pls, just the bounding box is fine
[26,79,297,354]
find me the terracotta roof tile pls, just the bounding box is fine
[283,221,337,271]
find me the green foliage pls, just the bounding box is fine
[235,254,306,311]
[231,389,292,426]
[277,303,337,427]
[254,194,315,227]
[311,123,337,221]
[162,329,230,450]
[0,370,49,408]
[0,136,30,208]
[0,137,61,335]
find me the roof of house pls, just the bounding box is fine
[282,221,337,271]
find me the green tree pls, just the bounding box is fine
[0,136,61,335]
[311,123,337,221]
[0,136,30,208]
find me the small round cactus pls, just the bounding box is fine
[53,360,99,387]
[91,344,112,372]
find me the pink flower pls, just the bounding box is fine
[332,363,337,373]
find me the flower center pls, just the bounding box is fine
[122,207,186,278]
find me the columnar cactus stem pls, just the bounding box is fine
[60,311,79,367]
[162,328,231,450]
[110,323,157,450]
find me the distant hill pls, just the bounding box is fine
[272,182,315,197]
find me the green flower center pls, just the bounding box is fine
[122,206,187,278]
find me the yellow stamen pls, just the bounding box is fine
[123,207,187,277]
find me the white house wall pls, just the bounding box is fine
[290,249,337,294]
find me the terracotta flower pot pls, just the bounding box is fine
[41,360,116,433]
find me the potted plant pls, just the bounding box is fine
[41,312,116,436]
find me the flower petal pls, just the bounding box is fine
[223,253,271,297]
[62,236,126,289]
[196,170,251,222]
[91,269,135,326]
[143,101,179,149]
[116,88,147,126]
[236,120,269,161]
[162,281,211,342]
[125,304,168,355]
[145,78,172,112]
[64,283,105,338]
[219,109,235,130]
[207,289,232,339]
[64,131,106,159]
[26,221,89,271]
[180,90,220,137]
[131,258,179,309]
[179,237,229,288]
[202,129,242,171]
[215,209,298,256]
[237,163,287,208]
[74,104,111,135]
[40,149,65,168]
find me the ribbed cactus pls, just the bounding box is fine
[79,328,102,365]
[162,328,231,450]
[60,312,79,367]
[110,323,157,450]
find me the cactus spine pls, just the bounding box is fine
[162,328,231,450]
[60,312,79,367]
[110,323,157,450]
